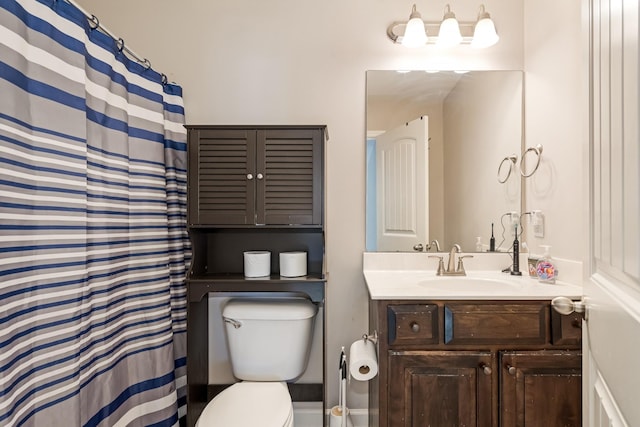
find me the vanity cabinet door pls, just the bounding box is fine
[388,351,494,427]
[500,351,582,427]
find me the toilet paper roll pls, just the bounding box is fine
[349,339,378,381]
[279,251,307,277]
[243,251,271,278]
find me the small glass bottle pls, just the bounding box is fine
[536,245,557,284]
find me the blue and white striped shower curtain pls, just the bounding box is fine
[0,1,190,425]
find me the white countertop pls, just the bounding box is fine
[363,252,583,300]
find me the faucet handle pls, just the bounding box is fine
[457,255,474,272]
[428,255,446,275]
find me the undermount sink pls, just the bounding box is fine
[418,276,521,292]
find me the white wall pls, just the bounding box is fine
[443,72,522,252]
[523,0,589,266]
[75,0,589,413]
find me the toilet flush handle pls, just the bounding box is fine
[224,317,242,329]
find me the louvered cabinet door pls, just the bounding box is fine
[256,128,323,225]
[189,129,257,225]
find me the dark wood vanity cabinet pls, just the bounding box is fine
[186,126,324,226]
[370,300,582,427]
[185,125,327,427]
[500,351,582,426]
[388,350,494,426]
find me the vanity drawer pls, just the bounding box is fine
[444,302,549,345]
[388,304,439,346]
[551,309,583,346]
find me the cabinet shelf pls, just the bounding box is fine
[187,276,326,303]
[188,224,323,230]
[188,272,326,282]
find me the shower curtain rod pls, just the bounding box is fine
[63,0,165,80]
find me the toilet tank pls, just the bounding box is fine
[222,297,318,381]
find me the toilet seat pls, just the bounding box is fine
[196,381,293,427]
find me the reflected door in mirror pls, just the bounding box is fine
[373,117,428,251]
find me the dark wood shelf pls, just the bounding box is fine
[188,224,324,230]
[187,274,326,303]
[188,272,326,282]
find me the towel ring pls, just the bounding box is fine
[521,144,544,178]
[497,155,518,183]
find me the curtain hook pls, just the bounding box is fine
[142,58,151,70]
[88,14,99,30]
[116,38,125,53]
[161,74,168,85]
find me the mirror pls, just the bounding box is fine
[366,70,523,252]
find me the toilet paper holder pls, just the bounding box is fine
[362,330,378,345]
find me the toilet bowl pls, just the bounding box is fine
[196,297,317,427]
[196,382,293,427]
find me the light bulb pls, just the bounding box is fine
[472,6,499,48]
[437,5,462,48]
[402,5,428,48]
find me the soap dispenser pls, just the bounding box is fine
[475,236,483,252]
[536,245,557,284]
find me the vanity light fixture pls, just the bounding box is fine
[386,3,498,48]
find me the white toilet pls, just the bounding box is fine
[196,297,318,427]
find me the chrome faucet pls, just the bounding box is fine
[430,244,473,276]
[413,239,441,252]
[447,244,461,273]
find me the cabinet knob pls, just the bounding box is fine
[257,173,264,180]
[480,364,492,375]
[410,322,420,333]
[247,173,254,180]
[507,365,517,376]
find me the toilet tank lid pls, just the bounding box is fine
[223,298,317,321]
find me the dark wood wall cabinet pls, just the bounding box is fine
[185,125,327,427]
[187,126,324,226]
[369,299,582,427]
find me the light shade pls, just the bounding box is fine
[472,6,499,48]
[437,5,462,48]
[402,4,428,48]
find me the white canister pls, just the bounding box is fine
[279,251,307,277]
[243,251,271,278]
